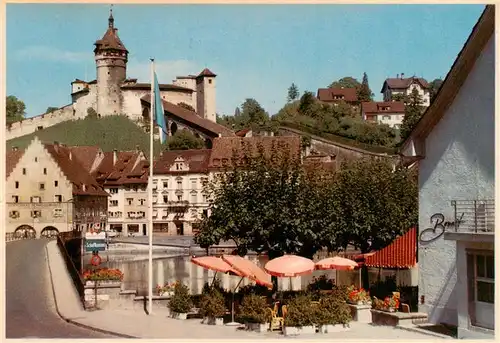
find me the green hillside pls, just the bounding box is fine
[6,115,163,157]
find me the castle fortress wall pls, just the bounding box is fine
[72,85,98,118]
[6,104,77,141]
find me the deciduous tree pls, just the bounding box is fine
[328,77,361,89]
[166,130,205,150]
[400,88,426,141]
[178,102,196,112]
[6,95,26,124]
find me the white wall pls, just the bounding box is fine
[417,36,494,326]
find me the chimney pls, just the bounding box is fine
[113,149,118,166]
[12,146,18,152]
[401,73,404,79]
[82,184,86,192]
[69,151,72,160]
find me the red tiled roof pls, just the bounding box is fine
[44,143,108,197]
[141,95,235,138]
[122,83,193,93]
[69,146,101,172]
[364,227,417,268]
[235,128,251,137]
[6,149,24,179]
[153,149,211,175]
[209,136,301,169]
[197,68,217,78]
[381,77,429,93]
[317,88,358,102]
[361,101,405,114]
[95,151,149,186]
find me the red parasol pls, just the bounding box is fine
[264,255,315,277]
[315,256,359,271]
[222,254,273,289]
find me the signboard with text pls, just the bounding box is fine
[85,239,106,252]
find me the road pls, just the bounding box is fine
[6,239,116,338]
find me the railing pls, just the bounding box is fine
[56,232,85,304]
[5,231,36,242]
[451,199,495,233]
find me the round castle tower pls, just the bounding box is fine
[94,9,128,116]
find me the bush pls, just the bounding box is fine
[306,275,335,293]
[317,293,351,325]
[283,294,317,327]
[199,287,226,318]
[202,279,225,295]
[168,281,193,314]
[237,294,269,324]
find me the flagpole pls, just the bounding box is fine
[148,58,155,315]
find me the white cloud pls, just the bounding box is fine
[127,59,201,83]
[14,45,91,63]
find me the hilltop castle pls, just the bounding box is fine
[6,9,218,141]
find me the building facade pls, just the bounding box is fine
[401,6,494,339]
[6,10,218,141]
[381,75,431,107]
[361,101,405,129]
[5,137,109,238]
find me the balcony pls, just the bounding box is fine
[166,200,189,213]
[444,199,495,243]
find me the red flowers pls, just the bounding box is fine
[347,285,370,303]
[83,268,124,281]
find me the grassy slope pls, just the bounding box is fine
[6,115,163,157]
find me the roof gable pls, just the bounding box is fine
[153,149,211,174]
[317,88,358,102]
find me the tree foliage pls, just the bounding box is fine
[241,98,269,125]
[46,107,59,114]
[6,95,26,124]
[287,83,299,102]
[166,130,205,150]
[329,77,361,89]
[178,102,196,112]
[217,98,270,132]
[428,78,443,102]
[357,72,373,102]
[194,148,417,263]
[400,88,426,141]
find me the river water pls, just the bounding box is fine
[84,248,359,295]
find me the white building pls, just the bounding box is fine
[401,5,494,339]
[381,75,430,107]
[361,101,405,129]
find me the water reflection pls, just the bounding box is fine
[89,253,356,295]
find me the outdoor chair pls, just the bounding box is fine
[267,302,283,331]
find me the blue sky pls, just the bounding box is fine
[7,4,485,118]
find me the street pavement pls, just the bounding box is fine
[5,239,116,338]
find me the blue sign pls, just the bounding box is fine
[85,239,106,252]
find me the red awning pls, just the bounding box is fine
[364,227,417,269]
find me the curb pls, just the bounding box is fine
[45,242,137,339]
[395,325,453,339]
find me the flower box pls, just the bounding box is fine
[171,312,187,320]
[283,325,316,336]
[159,291,174,297]
[245,322,268,332]
[318,323,350,333]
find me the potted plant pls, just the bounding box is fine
[156,282,175,297]
[168,281,192,320]
[283,294,317,336]
[199,287,226,326]
[347,285,371,305]
[316,293,351,333]
[372,292,400,312]
[237,294,269,333]
[83,268,124,286]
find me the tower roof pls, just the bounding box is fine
[94,8,128,53]
[196,68,217,78]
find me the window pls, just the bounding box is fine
[468,251,494,304]
[202,193,208,203]
[39,183,45,190]
[110,200,118,207]
[31,210,41,218]
[203,209,208,217]
[22,168,26,175]
[34,157,38,162]
[109,188,119,194]
[163,181,168,189]
[127,198,133,205]
[43,168,47,175]
[139,199,146,205]
[177,179,182,189]
[31,196,41,203]
[153,196,158,204]
[108,211,114,217]
[15,181,19,189]
[163,195,168,203]
[12,195,19,203]
[55,195,62,202]
[54,180,58,187]
[177,195,183,201]
[115,211,122,218]
[53,208,63,217]
[137,211,146,218]
[191,179,197,189]
[9,211,20,218]
[383,115,391,120]
[191,192,197,204]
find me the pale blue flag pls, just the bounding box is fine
[154,73,167,144]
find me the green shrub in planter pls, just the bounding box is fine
[202,279,225,295]
[168,281,193,314]
[199,288,226,319]
[237,294,269,324]
[284,294,317,328]
[319,293,351,325]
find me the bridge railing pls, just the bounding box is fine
[5,231,36,242]
[56,231,85,304]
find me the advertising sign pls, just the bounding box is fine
[85,239,107,252]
